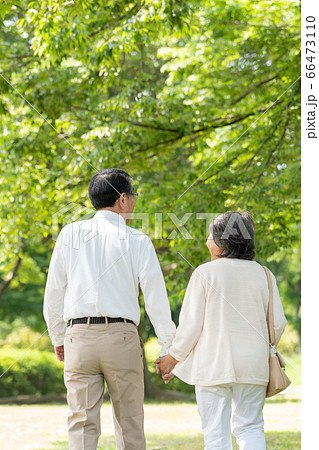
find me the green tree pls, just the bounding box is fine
[1,0,300,394]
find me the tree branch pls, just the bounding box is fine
[88,2,142,38]
[132,102,283,156]
[214,18,290,30]
[13,3,26,12]
[126,119,181,133]
[231,75,279,106]
[192,111,257,134]
[234,119,283,177]
[252,118,290,189]
[191,101,283,135]
[6,54,34,60]
[1,59,35,74]
[200,153,244,184]
[133,135,184,154]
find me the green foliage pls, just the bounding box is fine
[281,352,301,388]
[0,334,300,398]
[0,346,64,397]
[0,243,50,333]
[0,0,300,339]
[268,247,301,337]
[277,323,300,355]
[0,325,52,351]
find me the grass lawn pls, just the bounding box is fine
[51,432,301,449]
[0,397,300,449]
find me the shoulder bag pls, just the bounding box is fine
[263,266,291,398]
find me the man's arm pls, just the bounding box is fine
[43,229,68,349]
[138,237,176,356]
[166,268,206,363]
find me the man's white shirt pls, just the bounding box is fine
[43,210,176,355]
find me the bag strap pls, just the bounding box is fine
[262,266,275,346]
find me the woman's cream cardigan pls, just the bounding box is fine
[170,258,287,387]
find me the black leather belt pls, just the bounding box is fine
[67,317,135,327]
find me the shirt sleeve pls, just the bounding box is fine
[270,271,287,346]
[138,237,176,356]
[43,229,68,346]
[169,269,206,362]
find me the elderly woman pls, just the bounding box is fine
[155,211,287,450]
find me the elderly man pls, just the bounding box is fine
[43,168,176,450]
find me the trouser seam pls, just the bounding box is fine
[112,372,125,449]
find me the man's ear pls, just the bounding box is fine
[118,193,126,210]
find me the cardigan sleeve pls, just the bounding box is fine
[169,269,206,362]
[270,271,287,346]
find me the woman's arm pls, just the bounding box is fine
[168,268,207,362]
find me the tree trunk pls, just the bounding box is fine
[0,239,25,302]
[142,346,163,399]
[295,300,301,342]
[137,317,161,398]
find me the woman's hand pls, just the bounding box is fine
[154,354,178,376]
[162,372,175,384]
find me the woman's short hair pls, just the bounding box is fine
[89,168,133,210]
[209,211,256,260]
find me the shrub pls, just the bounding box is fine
[277,324,300,355]
[2,326,52,351]
[0,346,65,397]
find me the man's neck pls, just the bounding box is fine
[99,207,120,214]
[98,208,130,224]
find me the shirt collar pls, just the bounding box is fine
[94,210,126,226]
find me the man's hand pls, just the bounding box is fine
[54,345,64,362]
[154,354,178,376]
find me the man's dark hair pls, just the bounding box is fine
[88,169,133,210]
[209,211,256,260]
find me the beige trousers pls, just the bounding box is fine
[64,321,146,450]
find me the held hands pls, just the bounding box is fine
[54,345,64,362]
[162,372,175,384]
[154,354,178,384]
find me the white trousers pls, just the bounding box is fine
[195,383,267,450]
